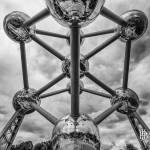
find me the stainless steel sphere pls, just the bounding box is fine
[3,11,36,43]
[13,89,41,114]
[51,114,100,150]
[62,55,89,78]
[67,81,84,94]
[66,30,84,45]
[45,0,105,27]
[117,10,148,42]
[111,88,139,114]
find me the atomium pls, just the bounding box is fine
[0,0,150,150]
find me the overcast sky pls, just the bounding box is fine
[0,0,150,149]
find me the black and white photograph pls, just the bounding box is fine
[0,0,150,149]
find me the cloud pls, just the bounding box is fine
[21,121,45,134]
[131,37,150,64]
[0,106,8,115]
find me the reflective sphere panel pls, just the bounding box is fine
[13,89,41,114]
[45,0,105,27]
[62,55,89,78]
[3,11,36,43]
[51,114,100,150]
[118,10,148,42]
[111,88,139,114]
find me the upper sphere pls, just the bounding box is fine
[118,10,148,42]
[3,11,36,43]
[45,0,105,27]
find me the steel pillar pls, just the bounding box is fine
[70,22,80,120]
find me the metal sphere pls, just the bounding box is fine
[45,0,105,27]
[67,81,84,94]
[111,88,139,114]
[13,89,41,114]
[62,55,89,78]
[117,10,148,42]
[51,114,101,150]
[66,30,85,45]
[3,11,36,43]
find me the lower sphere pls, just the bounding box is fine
[51,114,101,150]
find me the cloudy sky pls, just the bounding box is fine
[0,0,150,149]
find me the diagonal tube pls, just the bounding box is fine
[35,73,66,96]
[85,72,116,96]
[30,102,58,125]
[101,7,127,27]
[0,111,22,138]
[133,112,150,132]
[81,28,117,39]
[30,35,66,61]
[23,8,50,27]
[128,115,147,150]
[84,33,120,60]
[94,102,122,125]
[0,111,24,150]
[40,88,69,99]
[35,29,69,39]
[70,22,80,120]
[123,40,131,90]
[20,42,29,90]
[82,88,112,99]
[7,115,24,150]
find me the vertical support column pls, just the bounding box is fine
[0,111,24,150]
[20,42,29,91]
[123,40,131,90]
[70,22,80,120]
